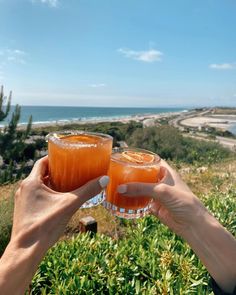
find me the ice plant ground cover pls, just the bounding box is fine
[0,158,235,294]
[29,187,236,294]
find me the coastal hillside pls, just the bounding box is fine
[0,92,235,294]
[0,131,235,294]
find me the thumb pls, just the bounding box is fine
[70,175,110,207]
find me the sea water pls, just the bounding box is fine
[1,106,186,125]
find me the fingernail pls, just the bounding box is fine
[117,184,127,194]
[99,176,110,188]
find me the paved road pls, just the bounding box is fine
[216,136,236,151]
[183,133,236,151]
[169,109,236,151]
[169,110,197,128]
[169,108,212,129]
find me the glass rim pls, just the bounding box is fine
[46,130,113,147]
[111,147,161,167]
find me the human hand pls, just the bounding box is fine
[117,159,206,237]
[11,156,109,252]
[118,159,236,293]
[0,156,109,295]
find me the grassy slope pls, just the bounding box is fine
[0,160,235,294]
[30,166,235,295]
[1,159,236,239]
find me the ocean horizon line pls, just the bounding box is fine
[9,104,236,108]
[12,105,192,109]
[18,111,187,126]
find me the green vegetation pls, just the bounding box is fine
[32,121,143,147]
[127,125,232,164]
[29,189,236,294]
[0,86,11,121]
[33,122,233,165]
[0,192,14,255]
[0,87,33,184]
[0,95,235,293]
[1,160,235,294]
[203,127,236,139]
[212,107,236,115]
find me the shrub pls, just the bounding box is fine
[0,87,33,184]
[30,189,236,294]
[0,193,14,255]
[127,126,232,164]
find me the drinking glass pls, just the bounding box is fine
[47,130,113,208]
[104,147,160,219]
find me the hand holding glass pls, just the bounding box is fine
[104,148,161,219]
[47,131,113,208]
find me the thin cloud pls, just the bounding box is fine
[88,83,107,88]
[6,49,26,64]
[118,48,163,63]
[0,49,27,64]
[31,0,59,7]
[209,63,236,70]
[0,48,27,77]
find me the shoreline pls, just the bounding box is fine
[15,111,184,130]
[1,107,235,135]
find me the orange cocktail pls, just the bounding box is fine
[105,148,160,219]
[47,131,113,207]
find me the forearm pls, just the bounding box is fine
[0,239,45,295]
[182,210,236,293]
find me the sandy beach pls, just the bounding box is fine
[5,107,236,136]
[17,111,183,130]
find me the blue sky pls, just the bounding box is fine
[0,0,236,107]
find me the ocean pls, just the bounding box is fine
[2,106,186,125]
[229,124,236,135]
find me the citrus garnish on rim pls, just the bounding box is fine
[121,150,155,164]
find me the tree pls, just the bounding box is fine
[0,85,11,121]
[0,86,33,184]
[127,125,231,164]
[127,125,186,160]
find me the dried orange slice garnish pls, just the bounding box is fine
[121,151,155,164]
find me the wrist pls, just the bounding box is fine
[180,206,236,293]
[0,239,46,295]
[181,202,213,241]
[178,196,210,240]
[0,238,43,278]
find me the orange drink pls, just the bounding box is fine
[47,131,113,208]
[104,148,160,219]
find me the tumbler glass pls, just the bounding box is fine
[104,147,160,218]
[47,130,113,208]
